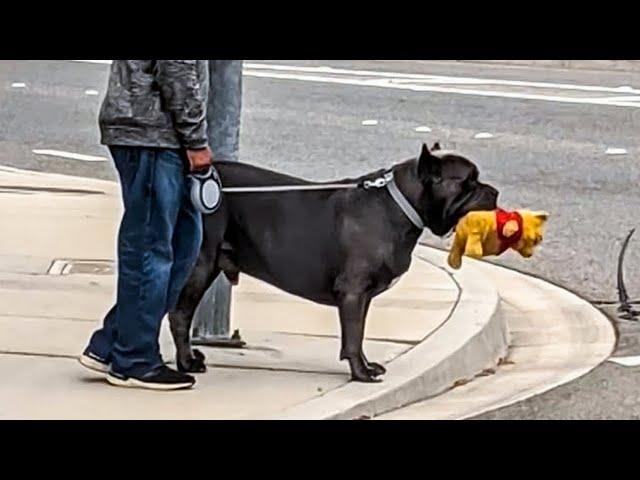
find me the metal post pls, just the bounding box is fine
[192,60,245,348]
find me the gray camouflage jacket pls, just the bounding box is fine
[99,60,209,150]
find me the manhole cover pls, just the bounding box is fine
[48,259,114,275]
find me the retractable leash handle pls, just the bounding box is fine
[189,165,223,215]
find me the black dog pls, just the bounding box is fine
[168,143,498,382]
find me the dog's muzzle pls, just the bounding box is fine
[439,183,499,236]
[453,184,498,218]
[189,165,222,215]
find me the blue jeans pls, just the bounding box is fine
[85,147,203,376]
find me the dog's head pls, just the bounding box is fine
[512,210,549,258]
[417,143,498,237]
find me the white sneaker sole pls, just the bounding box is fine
[106,373,194,391]
[78,354,109,374]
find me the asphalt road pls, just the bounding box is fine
[1,60,640,419]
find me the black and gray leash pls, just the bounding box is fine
[189,165,424,230]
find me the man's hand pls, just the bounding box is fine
[186,147,213,172]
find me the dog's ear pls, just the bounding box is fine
[418,143,441,180]
[432,142,441,151]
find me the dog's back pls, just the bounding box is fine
[206,162,407,305]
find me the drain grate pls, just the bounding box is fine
[48,259,114,276]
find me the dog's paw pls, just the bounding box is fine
[348,357,384,383]
[177,349,207,373]
[366,362,386,377]
[351,372,383,383]
[351,365,383,383]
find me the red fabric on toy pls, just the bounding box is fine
[496,209,523,254]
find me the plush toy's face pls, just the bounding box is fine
[514,211,549,258]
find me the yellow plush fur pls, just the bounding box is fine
[447,210,549,270]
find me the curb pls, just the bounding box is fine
[377,253,616,420]
[270,246,508,420]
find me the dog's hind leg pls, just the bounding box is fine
[169,245,221,373]
[169,206,229,372]
[336,287,381,383]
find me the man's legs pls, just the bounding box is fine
[83,146,201,386]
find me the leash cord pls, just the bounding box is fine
[219,172,393,193]
[218,171,424,230]
[221,183,360,193]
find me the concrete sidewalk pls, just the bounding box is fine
[0,165,477,419]
[0,164,615,419]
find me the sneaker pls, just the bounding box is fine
[106,365,195,391]
[79,351,110,374]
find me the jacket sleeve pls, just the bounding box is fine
[154,60,208,149]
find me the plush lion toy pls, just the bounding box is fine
[447,209,549,269]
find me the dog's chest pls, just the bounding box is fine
[372,249,414,295]
[388,275,402,289]
[371,273,404,297]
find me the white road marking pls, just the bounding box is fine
[361,120,378,126]
[71,60,640,95]
[32,149,107,162]
[474,132,494,139]
[72,60,112,65]
[69,60,640,109]
[243,70,640,109]
[84,89,99,96]
[245,63,640,94]
[11,82,26,88]
[584,96,640,102]
[414,126,432,132]
[608,356,640,367]
[605,147,628,155]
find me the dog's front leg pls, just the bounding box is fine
[359,298,386,377]
[338,292,381,383]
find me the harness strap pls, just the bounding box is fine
[384,174,425,230]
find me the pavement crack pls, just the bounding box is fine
[272,331,418,345]
[0,351,348,377]
[0,350,76,360]
[168,361,347,376]
[0,313,96,323]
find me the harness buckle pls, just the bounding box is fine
[363,171,394,189]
